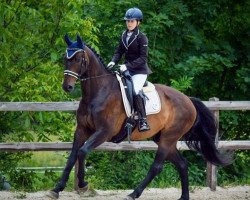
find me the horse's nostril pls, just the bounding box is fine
[62,83,74,92]
[68,85,73,90]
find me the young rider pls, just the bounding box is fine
[107,7,152,132]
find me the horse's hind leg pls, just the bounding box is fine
[168,150,189,200]
[76,149,88,191]
[127,146,168,199]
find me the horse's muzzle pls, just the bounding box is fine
[62,83,75,93]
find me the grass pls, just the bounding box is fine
[11,149,249,192]
[18,151,68,167]
[13,151,74,191]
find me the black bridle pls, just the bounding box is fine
[64,48,113,81]
[64,48,88,81]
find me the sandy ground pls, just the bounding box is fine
[0,186,249,200]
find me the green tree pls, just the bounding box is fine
[0,0,249,190]
[0,0,100,188]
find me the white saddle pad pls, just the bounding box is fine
[116,74,161,117]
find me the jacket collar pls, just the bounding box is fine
[122,27,139,49]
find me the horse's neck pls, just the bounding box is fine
[81,49,116,99]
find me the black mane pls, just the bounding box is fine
[86,44,109,70]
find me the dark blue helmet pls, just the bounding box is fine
[124,8,143,21]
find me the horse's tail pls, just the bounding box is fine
[184,97,232,166]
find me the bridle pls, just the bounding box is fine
[63,48,88,81]
[64,48,113,81]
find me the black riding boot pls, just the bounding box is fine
[134,95,150,132]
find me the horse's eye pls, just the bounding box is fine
[76,57,81,62]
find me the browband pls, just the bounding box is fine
[66,48,84,59]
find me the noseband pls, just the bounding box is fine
[64,48,88,81]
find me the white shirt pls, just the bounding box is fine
[126,32,133,45]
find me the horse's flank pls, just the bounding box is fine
[131,84,196,141]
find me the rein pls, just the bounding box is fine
[64,49,114,82]
[78,73,114,81]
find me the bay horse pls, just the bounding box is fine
[47,34,230,200]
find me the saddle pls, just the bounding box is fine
[116,73,161,117]
[110,72,161,143]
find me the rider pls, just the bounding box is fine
[107,7,152,132]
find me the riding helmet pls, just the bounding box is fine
[124,8,143,21]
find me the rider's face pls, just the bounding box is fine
[126,19,139,31]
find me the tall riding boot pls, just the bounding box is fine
[134,95,150,132]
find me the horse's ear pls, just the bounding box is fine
[76,34,84,49]
[64,33,73,46]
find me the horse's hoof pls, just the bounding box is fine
[78,185,98,197]
[178,197,189,200]
[124,196,135,200]
[46,190,59,199]
[77,184,89,193]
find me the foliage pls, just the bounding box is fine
[218,150,250,185]
[0,0,249,191]
[86,151,205,189]
[0,0,95,189]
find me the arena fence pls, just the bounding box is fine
[0,98,249,190]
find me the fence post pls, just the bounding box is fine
[206,97,219,190]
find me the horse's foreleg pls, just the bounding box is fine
[77,129,109,189]
[51,137,79,194]
[127,147,168,199]
[168,150,189,200]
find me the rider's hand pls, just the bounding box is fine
[119,64,127,72]
[107,61,115,69]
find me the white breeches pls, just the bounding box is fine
[131,74,147,94]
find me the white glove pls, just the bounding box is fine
[119,64,127,72]
[107,61,115,69]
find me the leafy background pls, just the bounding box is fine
[0,0,249,191]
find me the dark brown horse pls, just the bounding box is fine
[47,35,230,200]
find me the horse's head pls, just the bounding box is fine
[62,34,88,92]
